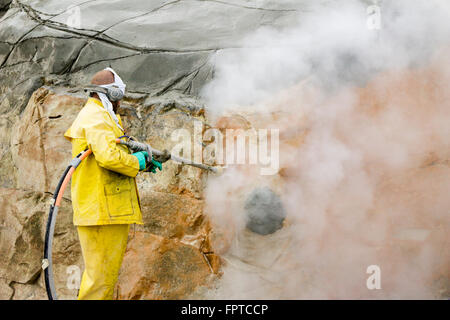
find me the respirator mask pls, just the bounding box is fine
[83,84,124,102]
[83,67,126,131]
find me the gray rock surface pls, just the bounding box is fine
[244,187,286,235]
[0,0,306,119]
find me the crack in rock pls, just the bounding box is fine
[14,0,222,54]
[200,0,299,12]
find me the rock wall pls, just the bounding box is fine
[2,0,448,300]
[0,0,304,299]
[0,86,221,299]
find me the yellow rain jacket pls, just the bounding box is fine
[64,98,143,226]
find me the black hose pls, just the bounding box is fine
[44,165,71,300]
[43,149,86,300]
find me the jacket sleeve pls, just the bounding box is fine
[83,113,140,177]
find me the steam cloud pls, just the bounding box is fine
[200,0,450,299]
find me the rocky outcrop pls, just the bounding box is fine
[0,0,305,299]
[0,0,303,119]
[118,232,216,300]
[0,86,219,299]
[2,0,449,300]
[0,187,77,299]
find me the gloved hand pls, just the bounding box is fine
[132,151,149,171]
[144,158,163,174]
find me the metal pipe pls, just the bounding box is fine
[116,139,219,173]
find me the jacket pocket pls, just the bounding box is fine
[104,178,134,217]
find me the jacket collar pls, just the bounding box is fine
[88,98,124,130]
[88,97,103,107]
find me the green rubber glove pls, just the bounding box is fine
[145,158,163,174]
[132,151,149,171]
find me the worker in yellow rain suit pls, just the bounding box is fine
[64,68,163,299]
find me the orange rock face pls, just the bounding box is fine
[117,232,216,300]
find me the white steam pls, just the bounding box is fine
[200,0,450,299]
[203,0,450,115]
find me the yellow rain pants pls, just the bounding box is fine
[77,224,130,300]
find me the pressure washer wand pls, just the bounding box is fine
[115,139,220,174]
